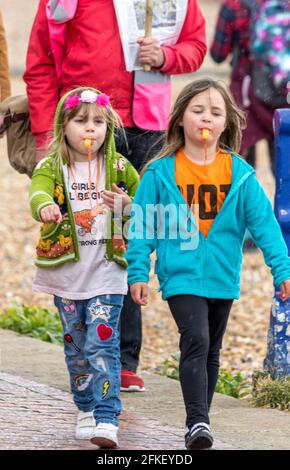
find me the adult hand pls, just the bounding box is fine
[276,279,290,301]
[40,204,62,224]
[130,282,149,306]
[103,183,132,214]
[137,37,165,69]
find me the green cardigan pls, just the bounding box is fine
[29,153,139,269]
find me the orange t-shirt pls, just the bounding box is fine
[175,148,232,237]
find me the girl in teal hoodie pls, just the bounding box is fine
[125,79,290,450]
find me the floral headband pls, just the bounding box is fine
[65,90,110,110]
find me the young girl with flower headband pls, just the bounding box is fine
[125,79,290,450]
[29,87,139,448]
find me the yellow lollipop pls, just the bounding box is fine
[84,138,92,148]
[201,129,210,141]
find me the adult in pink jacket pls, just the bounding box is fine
[24,0,207,392]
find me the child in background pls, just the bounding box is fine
[210,0,274,172]
[29,87,139,448]
[125,79,290,450]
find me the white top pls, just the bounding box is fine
[33,158,128,299]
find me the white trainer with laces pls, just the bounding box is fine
[75,410,97,440]
[90,422,119,448]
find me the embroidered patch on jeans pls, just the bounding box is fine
[61,299,76,314]
[63,333,81,352]
[74,374,93,391]
[102,380,110,398]
[73,321,86,332]
[88,299,113,322]
[97,323,113,341]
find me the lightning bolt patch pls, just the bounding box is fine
[102,380,110,398]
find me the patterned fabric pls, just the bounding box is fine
[210,0,253,69]
[29,87,139,269]
[210,0,275,151]
[54,293,123,424]
[30,153,139,269]
[33,159,128,299]
[251,0,290,89]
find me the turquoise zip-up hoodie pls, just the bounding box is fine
[126,151,290,300]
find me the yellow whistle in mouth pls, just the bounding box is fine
[201,129,210,141]
[84,138,92,148]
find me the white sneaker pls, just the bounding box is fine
[90,422,119,448]
[75,410,97,440]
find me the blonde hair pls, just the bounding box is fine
[50,88,122,166]
[141,79,246,176]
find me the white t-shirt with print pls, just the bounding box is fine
[33,158,128,299]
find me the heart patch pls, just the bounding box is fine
[97,323,113,341]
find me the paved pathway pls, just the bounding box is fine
[0,372,235,450]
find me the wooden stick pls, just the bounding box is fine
[144,0,153,72]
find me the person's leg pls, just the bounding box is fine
[168,295,215,450]
[207,299,233,409]
[167,295,210,427]
[54,296,96,411]
[84,295,123,432]
[119,291,142,372]
[54,296,97,439]
[115,128,164,387]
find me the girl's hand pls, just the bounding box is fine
[40,204,62,224]
[137,37,165,68]
[130,282,148,306]
[103,183,132,213]
[276,279,290,301]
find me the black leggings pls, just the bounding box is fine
[167,295,233,427]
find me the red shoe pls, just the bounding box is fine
[120,370,145,392]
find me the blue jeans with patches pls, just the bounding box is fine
[54,294,124,426]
